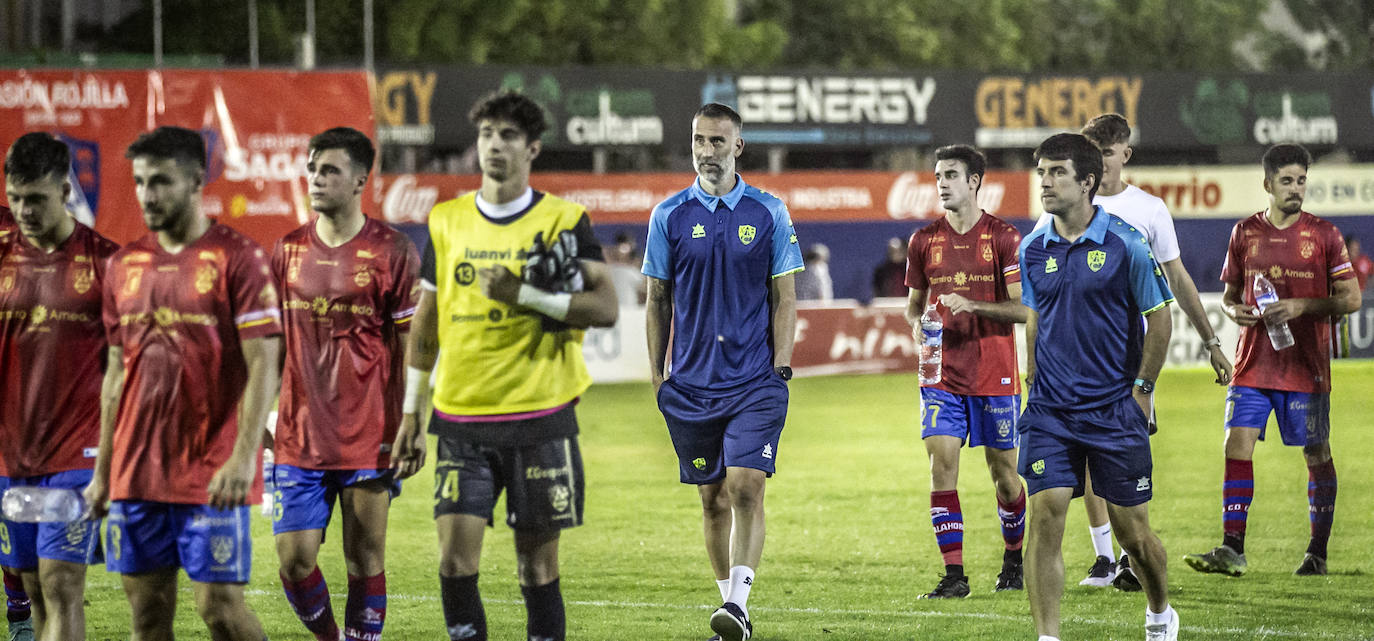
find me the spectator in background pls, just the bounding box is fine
[872,237,909,299]
[609,231,647,306]
[796,243,834,302]
[1348,235,1371,291]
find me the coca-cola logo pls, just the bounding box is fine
[382,175,437,224]
[886,172,1007,220]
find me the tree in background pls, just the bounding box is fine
[89,0,1370,73]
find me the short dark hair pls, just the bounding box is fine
[1081,113,1131,147]
[1034,133,1104,200]
[934,144,986,182]
[309,127,375,174]
[695,103,742,129]
[125,126,206,171]
[468,90,547,142]
[1262,143,1311,177]
[4,132,70,184]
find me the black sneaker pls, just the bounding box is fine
[1294,553,1327,576]
[709,602,751,641]
[1078,555,1116,587]
[919,574,970,599]
[995,560,1023,591]
[1112,554,1142,592]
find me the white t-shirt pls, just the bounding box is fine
[1033,183,1180,263]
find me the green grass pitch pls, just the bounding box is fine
[82,362,1374,640]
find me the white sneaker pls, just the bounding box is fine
[1145,608,1179,641]
[1078,555,1117,587]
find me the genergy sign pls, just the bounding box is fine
[1026,164,1374,218]
[974,75,1143,148]
[374,171,1032,225]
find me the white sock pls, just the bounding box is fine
[716,578,730,601]
[1146,605,1174,626]
[1090,523,1115,559]
[1038,636,1061,641]
[726,565,754,617]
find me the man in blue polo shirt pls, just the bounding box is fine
[1017,134,1178,641]
[643,102,803,641]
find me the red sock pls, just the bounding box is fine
[1222,458,1253,553]
[345,573,387,641]
[997,487,1026,552]
[1306,459,1337,560]
[930,490,964,569]
[281,566,339,641]
[3,570,30,623]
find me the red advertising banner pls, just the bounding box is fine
[371,169,1033,226]
[792,303,917,376]
[0,69,374,249]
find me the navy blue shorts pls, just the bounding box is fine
[1017,397,1153,507]
[433,435,585,533]
[270,464,400,535]
[1224,386,1329,447]
[0,471,103,570]
[920,389,1020,449]
[657,375,788,485]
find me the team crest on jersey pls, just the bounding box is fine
[123,267,144,296]
[194,264,218,295]
[549,484,571,513]
[1248,240,1260,257]
[1269,265,1283,280]
[1087,250,1106,272]
[931,244,943,266]
[954,271,968,286]
[210,536,234,564]
[981,244,993,262]
[72,267,93,294]
[353,264,372,288]
[286,256,302,283]
[1300,240,1315,259]
[258,284,278,307]
[738,225,756,246]
[1044,257,1058,274]
[0,267,15,292]
[692,223,706,239]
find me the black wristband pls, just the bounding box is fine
[775,366,793,381]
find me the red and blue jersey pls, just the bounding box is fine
[1019,207,1174,411]
[642,175,804,396]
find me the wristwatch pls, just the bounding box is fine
[1203,336,1222,350]
[1133,378,1155,394]
[775,366,793,381]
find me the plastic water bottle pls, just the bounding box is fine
[1252,273,1294,350]
[1,487,86,523]
[261,446,276,517]
[919,304,943,385]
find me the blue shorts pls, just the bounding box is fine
[1017,397,1153,507]
[105,501,252,584]
[1224,386,1330,447]
[0,470,102,570]
[658,375,789,485]
[271,464,400,535]
[920,389,1020,449]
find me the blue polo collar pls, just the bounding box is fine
[691,174,747,211]
[1042,205,1110,247]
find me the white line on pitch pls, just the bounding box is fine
[244,589,1346,639]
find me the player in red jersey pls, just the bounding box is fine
[82,127,282,640]
[0,133,118,641]
[270,127,420,641]
[1184,144,1361,578]
[904,145,1028,598]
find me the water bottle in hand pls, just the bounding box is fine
[1252,273,1294,350]
[261,447,276,517]
[919,303,943,385]
[1,486,87,523]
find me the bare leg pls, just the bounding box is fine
[191,581,266,641]
[35,559,86,641]
[1106,502,1169,613]
[698,482,731,580]
[121,569,177,641]
[1026,487,1072,640]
